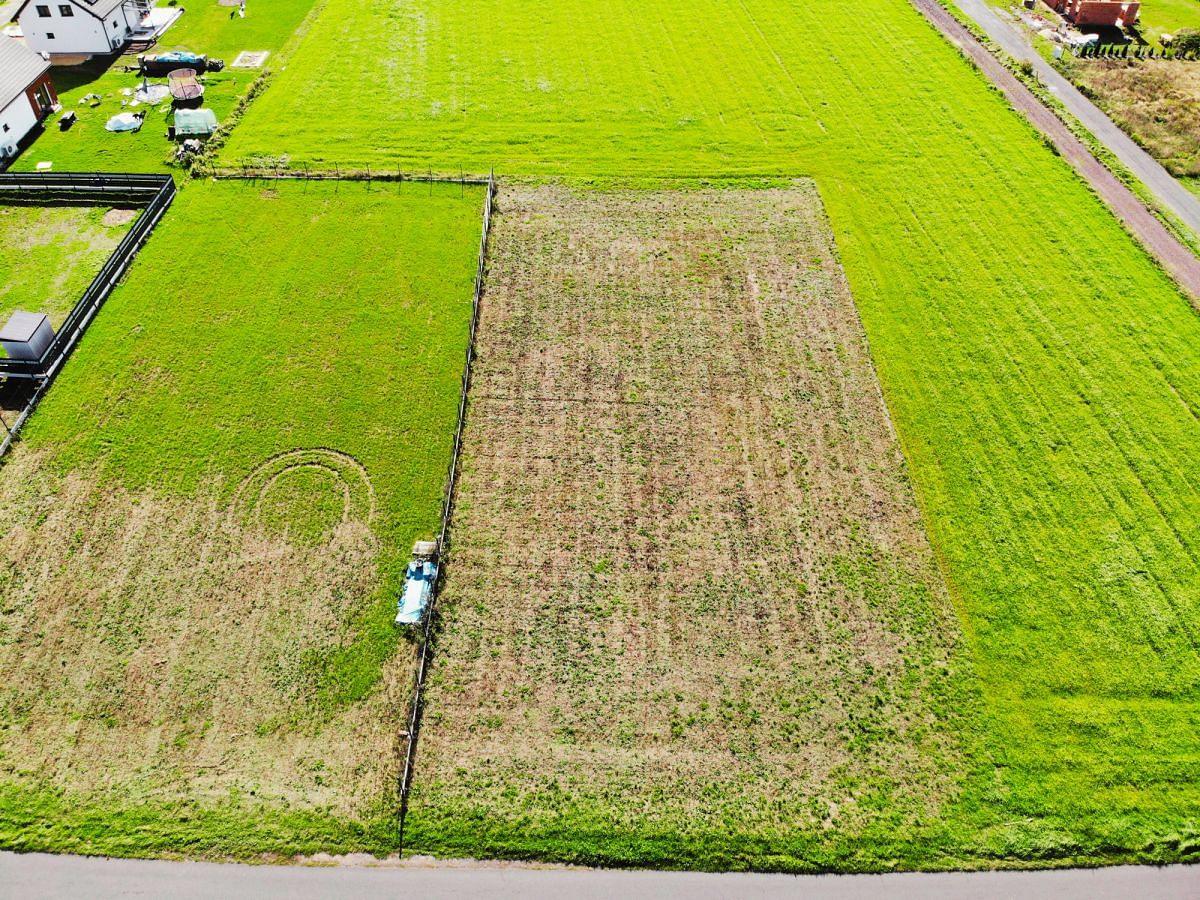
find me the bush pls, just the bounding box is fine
[1175,29,1200,56]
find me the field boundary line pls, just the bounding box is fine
[206,164,491,187]
[396,170,496,849]
[0,172,176,459]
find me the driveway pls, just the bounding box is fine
[949,0,1200,240]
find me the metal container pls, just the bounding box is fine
[0,311,54,361]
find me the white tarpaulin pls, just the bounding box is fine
[105,112,144,132]
[135,83,170,104]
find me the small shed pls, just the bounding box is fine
[0,311,54,361]
[173,107,217,137]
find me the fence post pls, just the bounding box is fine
[396,170,496,852]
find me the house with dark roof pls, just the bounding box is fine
[13,0,151,59]
[0,35,55,161]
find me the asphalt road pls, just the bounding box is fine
[909,0,1200,299]
[2,853,1200,899]
[951,0,1200,240]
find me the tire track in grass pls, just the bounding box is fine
[956,158,1200,610]
[909,0,1200,300]
[732,0,825,136]
[962,166,1200,653]
[869,164,1189,673]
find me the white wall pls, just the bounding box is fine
[0,90,35,159]
[18,2,124,55]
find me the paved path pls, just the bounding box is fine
[2,852,1199,899]
[951,0,1200,240]
[910,0,1200,301]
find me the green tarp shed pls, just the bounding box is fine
[174,108,218,137]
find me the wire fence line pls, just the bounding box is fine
[396,170,496,848]
[203,159,492,189]
[0,172,177,458]
[0,168,497,835]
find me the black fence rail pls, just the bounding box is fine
[0,171,173,205]
[0,173,175,381]
[0,173,176,455]
[396,171,496,845]
[1075,42,1200,59]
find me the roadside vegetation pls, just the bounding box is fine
[0,179,482,855]
[1067,57,1200,177]
[996,1,1200,188]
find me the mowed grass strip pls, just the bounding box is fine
[226,0,1200,865]
[408,183,980,870]
[0,179,482,856]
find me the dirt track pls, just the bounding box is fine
[911,0,1200,301]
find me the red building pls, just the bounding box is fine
[1044,0,1140,27]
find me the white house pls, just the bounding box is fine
[13,0,152,59]
[0,35,56,161]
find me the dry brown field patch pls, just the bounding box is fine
[1073,59,1200,177]
[408,183,978,861]
[0,447,410,818]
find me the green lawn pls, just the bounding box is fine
[0,179,483,854]
[25,179,479,558]
[1135,0,1200,43]
[0,204,130,328]
[10,0,318,173]
[220,0,1200,870]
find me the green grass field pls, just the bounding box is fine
[10,0,319,173]
[0,204,130,328]
[223,0,1200,869]
[1,0,1199,872]
[0,179,482,855]
[1134,0,1200,43]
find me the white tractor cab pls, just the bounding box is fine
[395,540,439,625]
